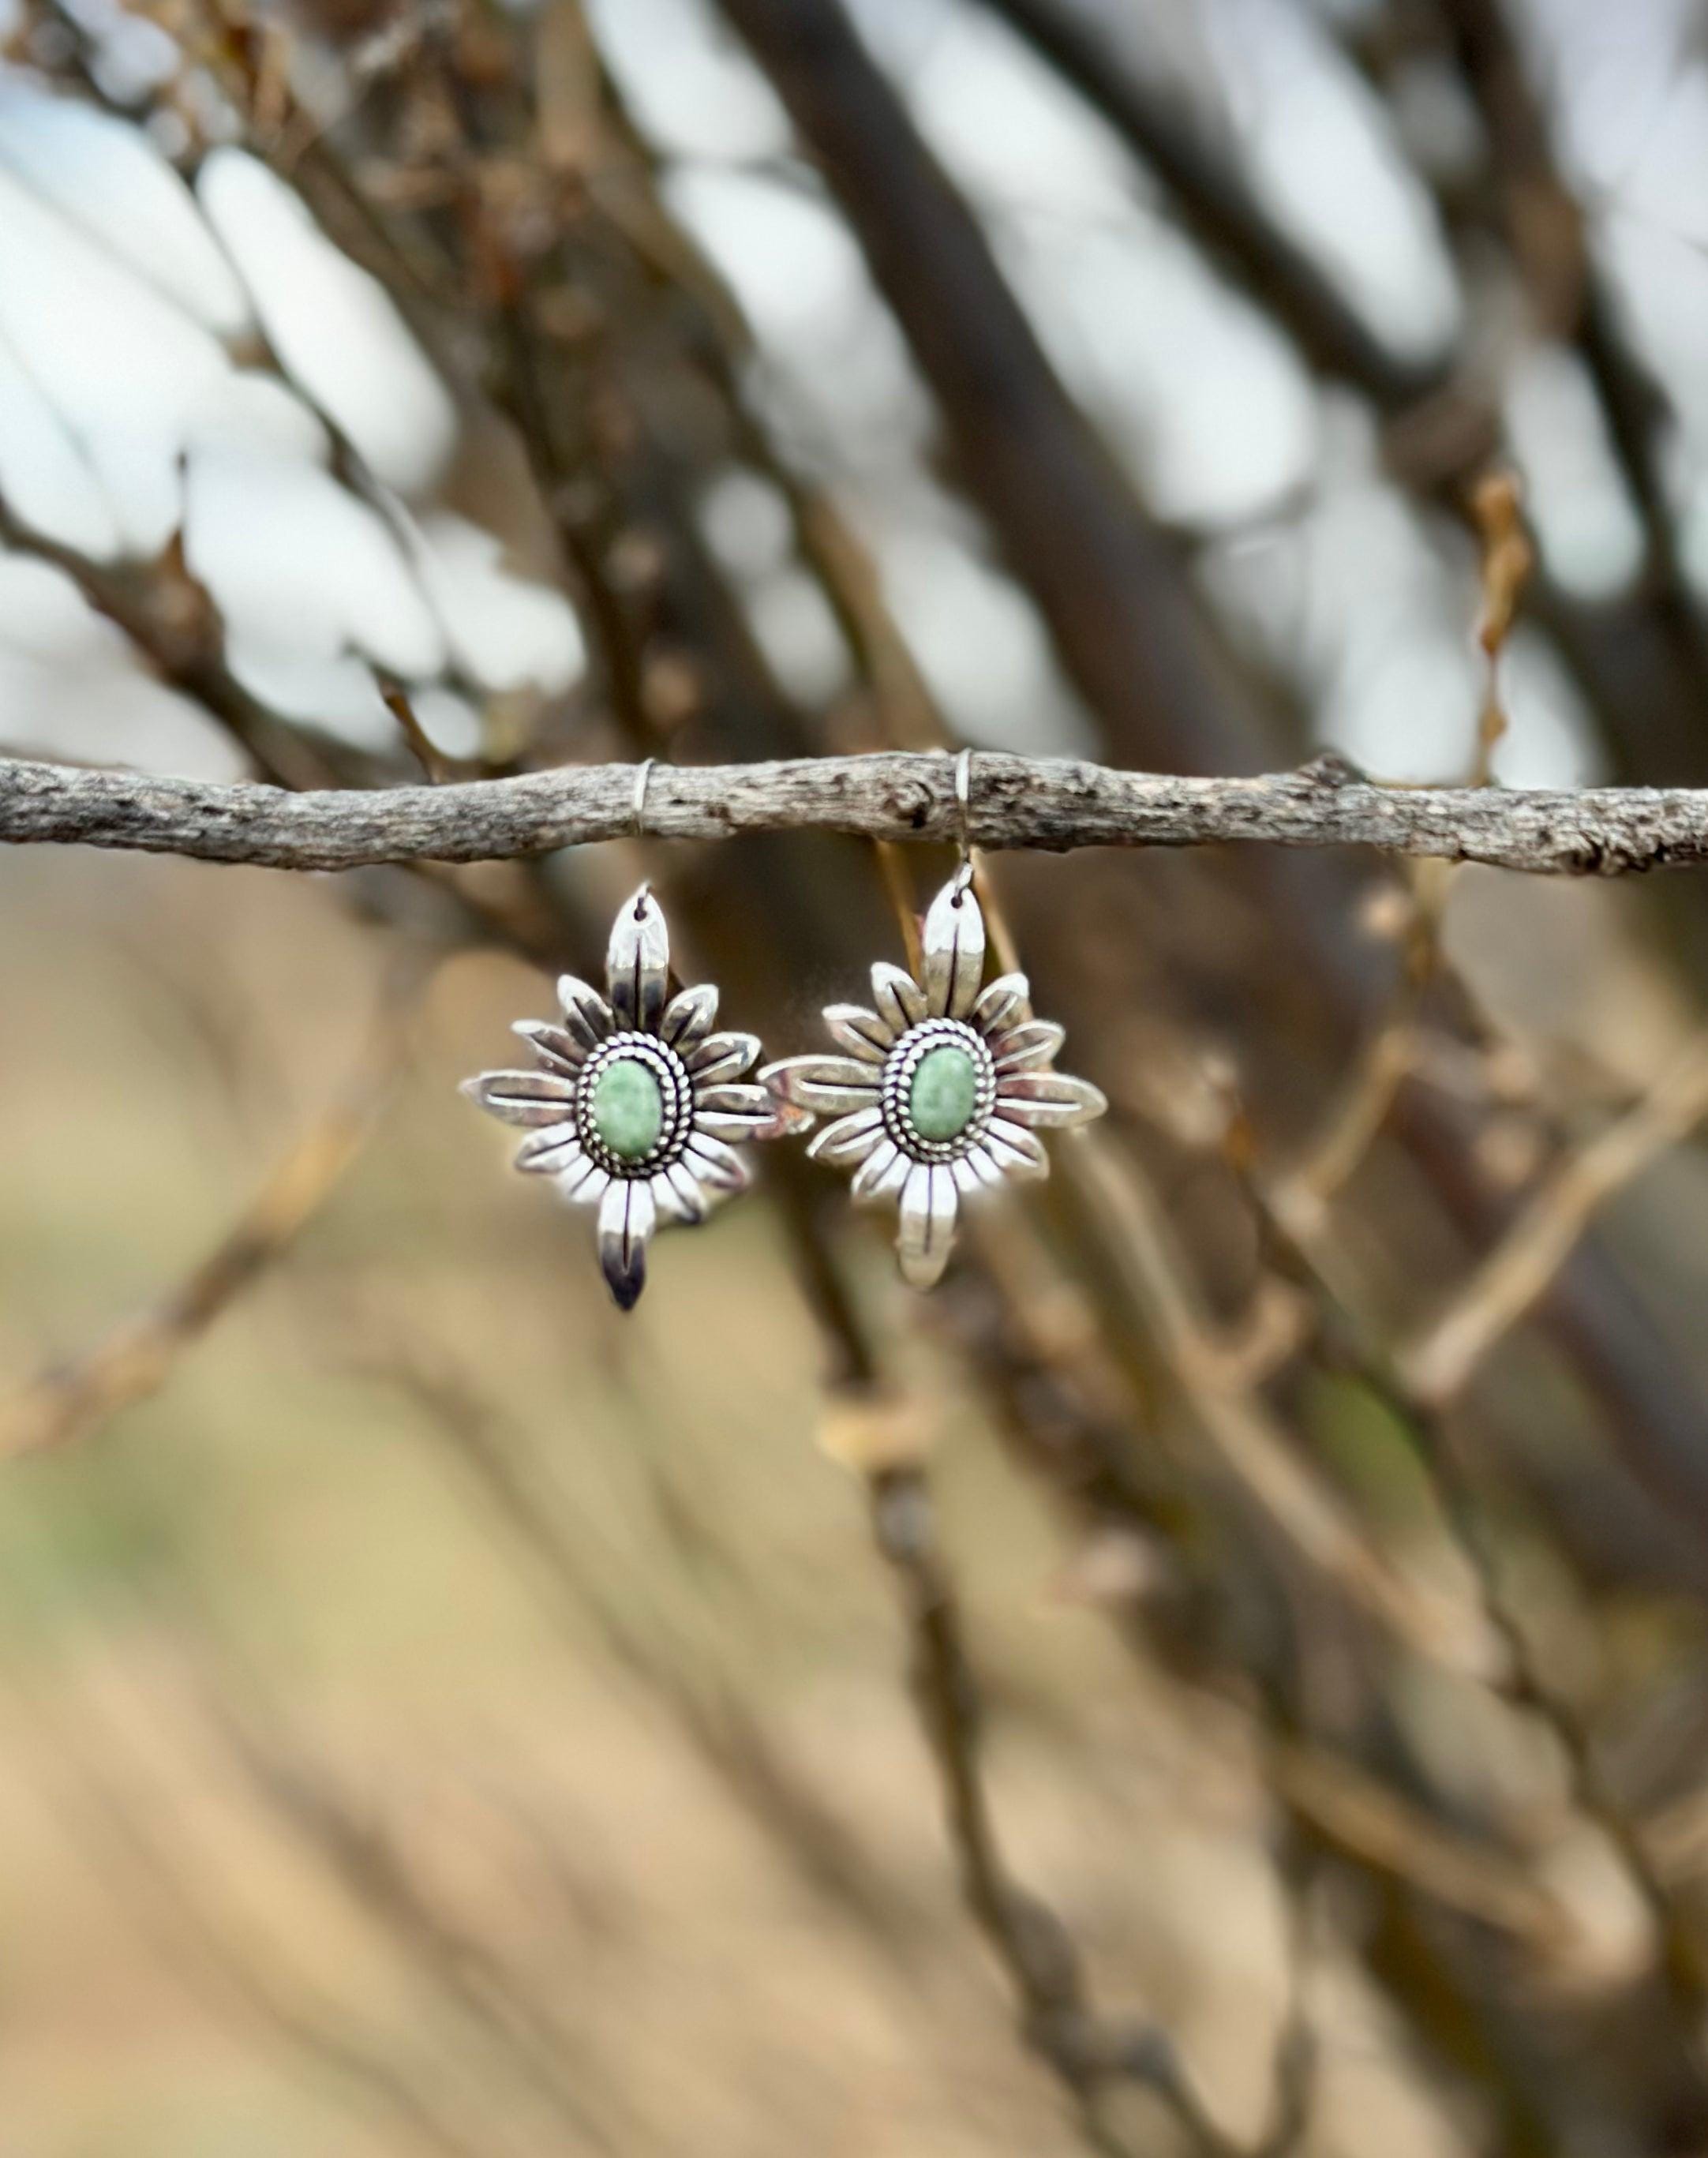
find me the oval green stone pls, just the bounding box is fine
[909,1043,979,1143]
[590,1056,664,1161]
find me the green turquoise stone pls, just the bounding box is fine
[909,1043,979,1142]
[590,1056,664,1160]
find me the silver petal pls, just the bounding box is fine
[807,1105,885,1166]
[997,1073,1108,1129]
[921,878,985,1021]
[762,1055,882,1117]
[994,1020,1066,1073]
[824,1003,893,1062]
[662,981,718,1051]
[607,886,669,1034]
[951,1150,999,1198]
[898,1161,959,1289]
[871,961,929,1036]
[684,1130,750,1192]
[556,975,615,1053]
[972,972,1032,1038]
[514,1127,586,1175]
[694,1082,771,1113]
[558,1156,609,1206]
[689,1032,761,1083]
[652,1163,708,1224]
[598,1176,655,1310]
[695,1114,774,1139]
[851,1136,908,1204]
[463,1071,577,1128]
[983,1118,1049,1179]
[693,1083,773,1137]
[513,1019,591,1075]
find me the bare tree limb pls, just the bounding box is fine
[14,750,1708,875]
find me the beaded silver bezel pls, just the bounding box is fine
[880,1017,998,1164]
[575,1032,696,1179]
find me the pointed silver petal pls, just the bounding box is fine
[824,1003,893,1062]
[689,1032,761,1082]
[972,972,1032,1038]
[692,1082,773,1137]
[983,1118,1049,1179]
[684,1130,750,1192]
[898,1161,958,1288]
[513,1019,591,1076]
[463,1071,577,1128]
[921,879,985,1021]
[762,1055,882,1117]
[951,1152,994,1198]
[693,1082,772,1115]
[558,1156,609,1206]
[652,1163,708,1224]
[607,887,670,1033]
[851,1136,908,1205]
[871,961,929,1036]
[997,1073,1108,1129]
[514,1127,587,1175]
[807,1105,885,1167]
[598,1176,655,1309]
[994,1020,1066,1073]
[662,981,718,1051]
[556,975,615,1053]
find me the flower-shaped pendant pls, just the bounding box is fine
[463,888,773,1309]
[763,872,1106,1287]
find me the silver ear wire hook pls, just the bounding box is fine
[950,746,976,900]
[631,756,657,914]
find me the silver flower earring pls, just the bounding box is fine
[763,751,1106,1288]
[463,762,775,1309]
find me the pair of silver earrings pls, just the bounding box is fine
[463,752,1107,1308]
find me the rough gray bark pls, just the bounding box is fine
[6,750,1708,875]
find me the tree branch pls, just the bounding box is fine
[11,750,1708,876]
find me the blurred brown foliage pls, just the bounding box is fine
[10,2,1708,2155]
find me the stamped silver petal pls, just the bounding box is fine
[921,879,986,1020]
[807,1105,885,1166]
[871,961,929,1036]
[851,1136,908,1204]
[689,1032,762,1083]
[950,1150,999,1198]
[695,1113,774,1139]
[557,1156,609,1206]
[693,1081,772,1115]
[960,1143,1008,1193]
[513,1020,591,1076]
[997,1072,1108,1128]
[662,981,718,1051]
[514,1127,587,1175]
[556,975,615,1053]
[994,1019,1066,1073]
[607,886,670,1034]
[762,1055,882,1117]
[463,1071,577,1127]
[598,1176,655,1310]
[972,972,1032,1040]
[652,1163,708,1224]
[824,1003,893,1062]
[692,1083,773,1137]
[898,1161,959,1288]
[983,1117,1049,1178]
[684,1130,750,1192]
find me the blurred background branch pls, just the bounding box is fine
[11,0,1708,2151]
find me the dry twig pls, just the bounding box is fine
[16,749,1708,874]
